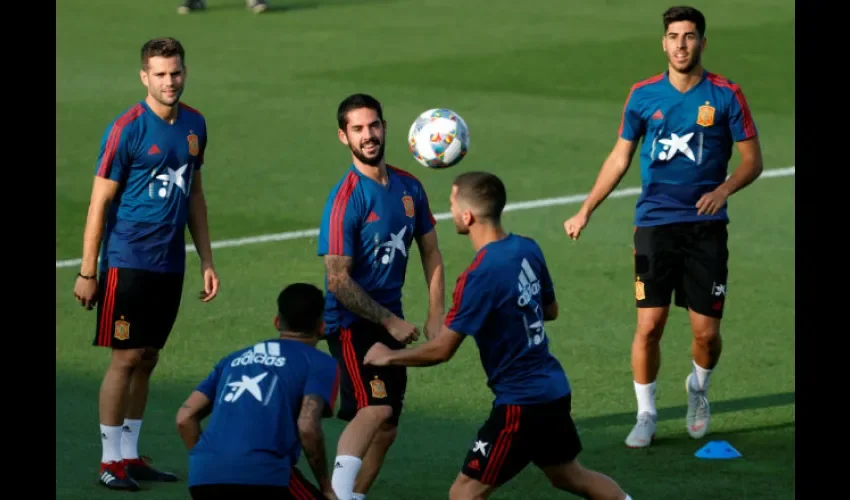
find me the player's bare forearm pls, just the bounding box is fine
[176,392,211,450]
[297,395,332,492]
[387,326,463,367]
[417,231,446,339]
[325,255,394,326]
[80,177,120,275]
[717,137,764,198]
[579,138,636,218]
[188,192,214,269]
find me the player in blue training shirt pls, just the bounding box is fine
[365,172,632,500]
[176,283,340,500]
[71,37,221,491]
[562,6,764,448]
[317,93,446,500]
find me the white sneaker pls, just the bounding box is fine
[686,374,711,439]
[625,412,656,448]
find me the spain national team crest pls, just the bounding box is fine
[114,317,130,341]
[696,102,715,127]
[635,277,646,301]
[187,132,199,156]
[370,376,387,399]
[402,195,415,218]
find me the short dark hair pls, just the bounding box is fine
[453,171,507,223]
[277,283,324,335]
[337,93,384,130]
[141,37,185,70]
[662,6,706,37]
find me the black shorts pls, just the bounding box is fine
[633,220,729,319]
[188,467,326,499]
[326,319,407,426]
[461,395,582,487]
[92,267,184,350]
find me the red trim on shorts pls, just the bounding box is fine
[341,328,369,409]
[287,471,312,500]
[482,405,522,485]
[97,268,119,347]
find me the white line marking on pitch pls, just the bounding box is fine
[55,166,795,269]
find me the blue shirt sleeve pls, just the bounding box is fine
[318,177,360,257]
[305,354,340,417]
[618,86,645,141]
[195,359,225,401]
[727,85,758,142]
[536,251,556,307]
[414,184,437,237]
[94,118,136,183]
[445,268,491,337]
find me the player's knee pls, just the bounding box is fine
[137,348,160,370]
[544,460,586,493]
[375,422,398,446]
[692,326,720,348]
[358,404,394,425]
[449,474,484,500]
[109,348,147,371]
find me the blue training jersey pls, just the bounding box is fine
[188,339,339,487]
[445,234,571,406]
[317,165,437,333]
[94,100,208,274]
[619,70,758,227]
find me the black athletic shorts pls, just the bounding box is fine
[326,319,407,426]
[633,220,729,319]
[188,467,327,499]
[92,267,184,350]
[461,395,582,487]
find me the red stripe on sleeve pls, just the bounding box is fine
[328,172,358,255]
[96,104,144,178]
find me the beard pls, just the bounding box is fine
[152,87,182,107]
[453,217,469,234]
[351,139,385,166]
[669,48,702,73]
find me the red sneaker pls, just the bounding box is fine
[99,460,140,491]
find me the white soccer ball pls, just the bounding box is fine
[407,108,470,169]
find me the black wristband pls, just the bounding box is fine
[77,273,97,280]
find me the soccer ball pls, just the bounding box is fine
[407,108,470,169]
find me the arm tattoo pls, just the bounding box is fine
[298,395,329,485]
[325,255,393,324]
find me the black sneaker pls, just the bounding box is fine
[177,0,206,14]
[99,461,140,491]
[124,456,179,482]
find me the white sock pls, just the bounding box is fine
[625,495,633,500]
[691,360,712,391]
[100,424,123,464]
[634,381,657,416]
[352,494,367,500]
[121,419,142,460]
[332,455,362,499]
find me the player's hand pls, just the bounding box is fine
[364,343,394,366]
[695,188,729,216]
[385,316,420,345]
[563,212,589,240]
[199,266,220,302]
[321,489,338,500]
[73,274,99,310]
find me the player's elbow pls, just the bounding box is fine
[297,421,323,444]
[544,302,559,321]
[175,408,195,431]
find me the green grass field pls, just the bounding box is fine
[56,0,795,498]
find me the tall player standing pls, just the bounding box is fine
[72,37,221,490]
[563,6,764,448]
[364,172,632,500]
[317,93,446,500]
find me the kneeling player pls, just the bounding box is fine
[176,283,340,500]
[365,172,632,500]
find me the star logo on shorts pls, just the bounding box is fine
[472,440,488,456]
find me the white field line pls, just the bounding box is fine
[55,166,795,270]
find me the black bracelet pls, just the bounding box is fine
[77,273,97,280]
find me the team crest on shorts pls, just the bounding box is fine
[370,376,387,399]
[402,195,415,218]
[635,277,646,301]
[187,132,200,156]
[696,102,715,127]
[114,317,130,341]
